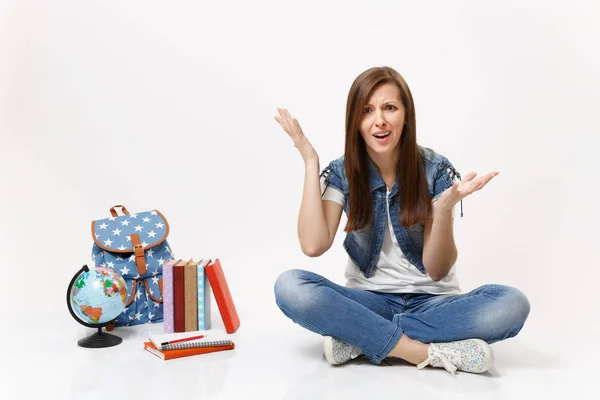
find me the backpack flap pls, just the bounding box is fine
[91,210,170,276]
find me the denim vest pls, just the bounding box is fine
[320,146,461,278]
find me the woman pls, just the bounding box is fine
[273,66,530,375]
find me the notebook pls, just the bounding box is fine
[143,341,234,361]
[149,329,229,351]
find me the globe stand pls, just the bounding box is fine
[67,264,125,349]
[78,327,123,348]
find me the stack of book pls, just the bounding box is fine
[144,330,235,360]
[162,258,240,334]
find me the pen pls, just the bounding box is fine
[161,335,205,346]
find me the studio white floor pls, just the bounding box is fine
[5,310,598,400]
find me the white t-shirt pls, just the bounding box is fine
[320,178,461,295]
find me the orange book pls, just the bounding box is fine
[205,259,240,333]
[143,341,234,360]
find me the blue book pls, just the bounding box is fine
[197,259,212,330]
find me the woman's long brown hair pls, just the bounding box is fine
[344,66,432,231]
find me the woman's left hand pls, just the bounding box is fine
[436,171,500,213]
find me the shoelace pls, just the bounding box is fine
[417,347,459,375]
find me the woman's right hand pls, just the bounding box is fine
[274,108,319,165]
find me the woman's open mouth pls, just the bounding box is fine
[373,131,391,142]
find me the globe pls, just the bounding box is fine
[67,265,127,348]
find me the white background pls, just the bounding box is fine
[1,0,599,398]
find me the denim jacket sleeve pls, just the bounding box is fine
[320,159,344,197]
[431,156,462,201]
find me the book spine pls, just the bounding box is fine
[163,262,175,333]
[197,262,209,330]
[205,259,240,333]
[204,270,212,329]
[173,265,185,333]
[184,261,198,332]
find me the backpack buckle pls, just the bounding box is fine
[130,234,147,275]
[133,243,144,254]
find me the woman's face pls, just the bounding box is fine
[359,82,406,160]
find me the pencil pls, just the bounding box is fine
[160,335,205,346]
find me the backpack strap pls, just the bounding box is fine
[125,279,138,307]
[142,279,163,303]
[109,205,130,217]
[130,234,147,275]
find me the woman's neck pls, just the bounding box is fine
[368,150,399,188]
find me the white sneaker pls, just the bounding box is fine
[417,339,494,375]
[323,336,364,365]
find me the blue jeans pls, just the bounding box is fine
[274,269,530,364]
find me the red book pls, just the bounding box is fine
[143,341,234,360]
[173,260,186,333]
[205,259,240,333]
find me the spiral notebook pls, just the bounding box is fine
[149,329,230,351]
[143,341,234,360]
[160,339,233,351]
[145,329,235,360]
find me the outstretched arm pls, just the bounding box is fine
[423,170,499,280]
[274,108,342,257]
